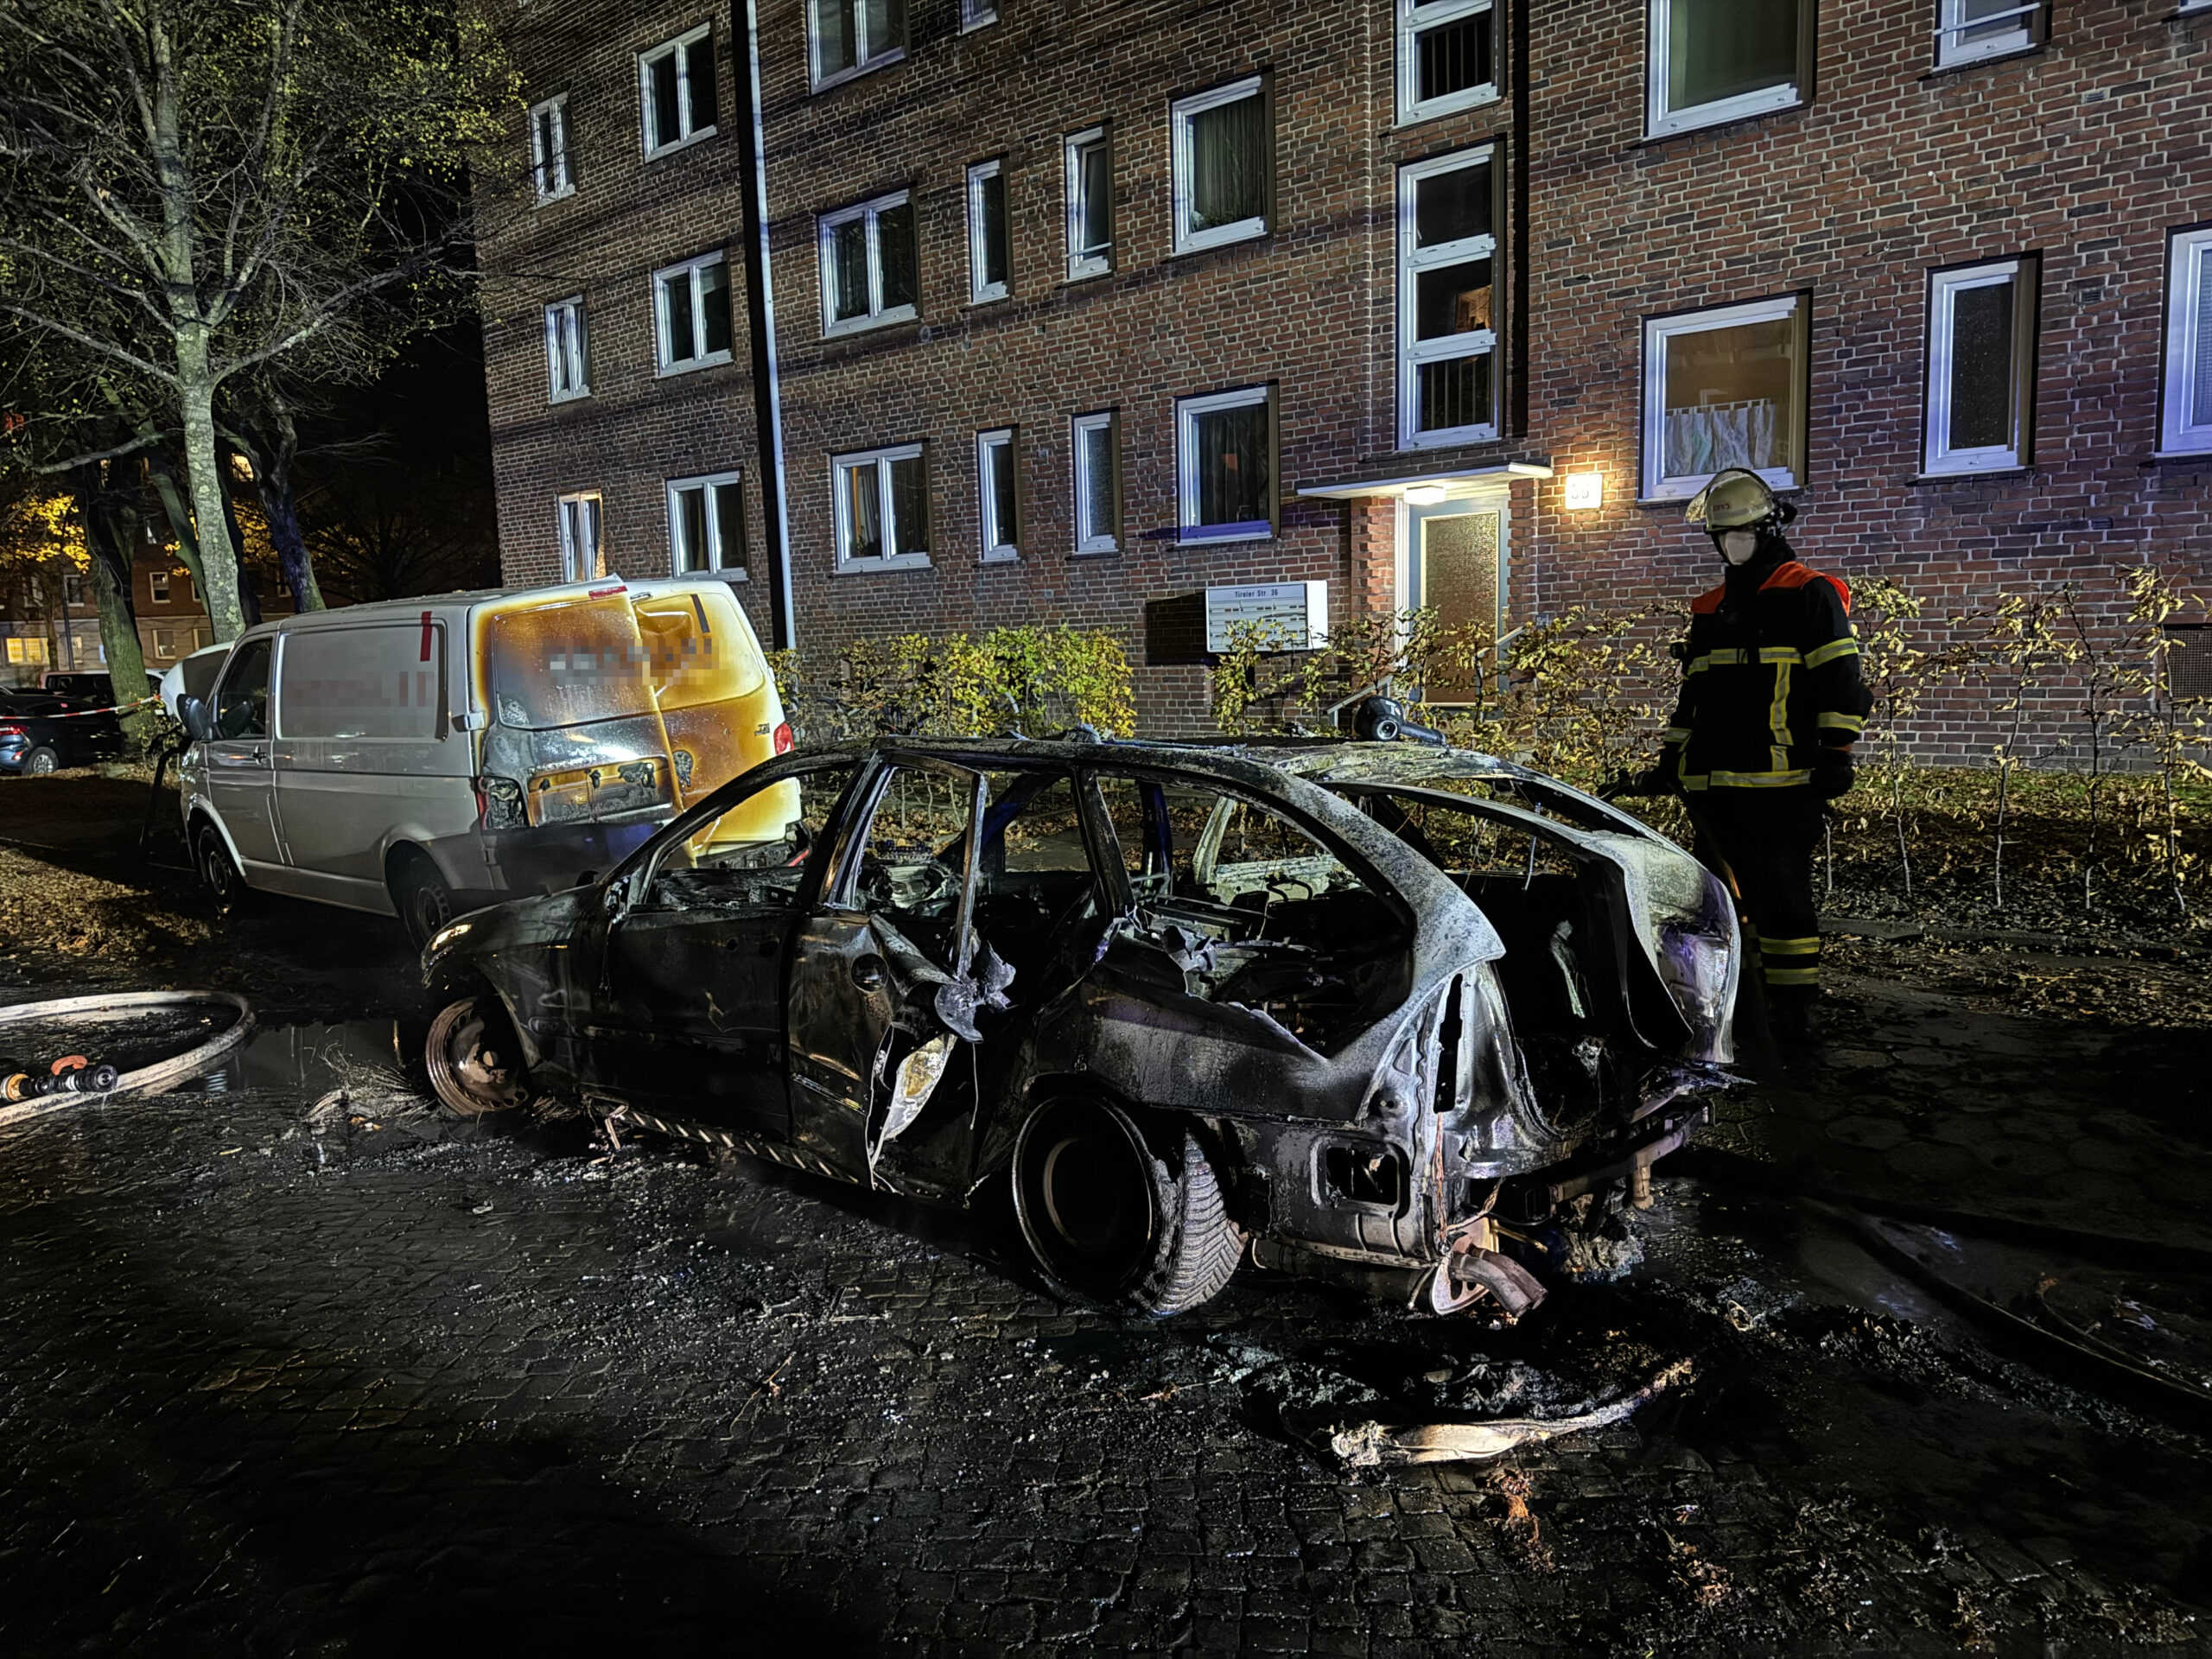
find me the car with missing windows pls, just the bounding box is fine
[420,733,1739,1319]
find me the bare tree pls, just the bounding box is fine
[0,0,516,640]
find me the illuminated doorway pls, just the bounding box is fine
[1403,495,1505,706]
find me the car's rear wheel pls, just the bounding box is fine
[425,995,528,1116]
[1012,1095,1244,1317]
[193,820,250,911]
[392,853,455,951]
[23,747,58,776]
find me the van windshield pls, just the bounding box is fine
[632,587,767,710]
[484,596,658,731]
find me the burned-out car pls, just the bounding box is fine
[421,735,1738,1318]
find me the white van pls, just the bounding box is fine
[177,577,791,945]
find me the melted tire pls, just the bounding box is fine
[425,995,527,1116]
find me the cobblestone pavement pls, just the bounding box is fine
[0,970,2207,1656]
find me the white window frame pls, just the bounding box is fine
[1071,411,1118,555]
[961,0,998,29]
[544,296,589,402]
[149,571,170,603]
[809,0,905,92]
[652,251,734,374]
[1064,126,1112,282]
[2159,226,2212,457]
[1396,0,1498,125]
[831,442,931,574]
[666,471,748,578]
[1176,385,1274,545]
[639,24,715,158]
[530,93,572,201]
[150,626,176,660]
[1924,258,2029,476]
[976,429,1019,562]
[818,191,918,337]
[557,491,606,582]
[1398,145,1499,451]
[1935,0,2039,68]
[1171,76,1268,256]
[966,160,1009,304]
[1641,293,1805,501]
[1646,0,1805,139]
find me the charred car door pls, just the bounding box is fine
[583,756,857,1133]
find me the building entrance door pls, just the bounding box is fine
[1405,497,1505,706]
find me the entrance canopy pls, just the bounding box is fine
[1294,458,1553,502]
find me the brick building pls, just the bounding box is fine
[477,0,2212,747]
[2,549,296,690]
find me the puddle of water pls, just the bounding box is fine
[186,1019,416,1097]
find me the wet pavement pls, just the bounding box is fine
[0,976,2206,1655]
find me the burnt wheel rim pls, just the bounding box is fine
[1014,1099,1159,1298]
[427,1000,524,1116]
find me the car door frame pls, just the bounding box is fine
[201,633,284,876]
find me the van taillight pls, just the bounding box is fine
[772,721,793,755]
[474,773,526,830]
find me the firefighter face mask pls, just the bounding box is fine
[1718,530,1760,564]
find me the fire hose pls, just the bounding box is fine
[0,990,255,1128]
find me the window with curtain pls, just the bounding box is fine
[834,444,930,569]
[640,25,716,156]
[1397,0,1497,123]
[1647,0,1807,137]
[820,191,918,334]
[1177,387,1273,543]
[557,492,605,582]
[1173,78,1268,253]
[531,95,571,200]
[543,297,588,401]
[667,472,747,575]
[1641,294,1806,499]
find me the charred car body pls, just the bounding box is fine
[423,736,1738,1318]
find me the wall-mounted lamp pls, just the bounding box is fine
[1562,473,1605,511]
[1402,483,1449,506]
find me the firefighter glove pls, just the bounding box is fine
[1810,751,1855,801]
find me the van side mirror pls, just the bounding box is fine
[177,696,213,743]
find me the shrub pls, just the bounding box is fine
[773,626,1136,743]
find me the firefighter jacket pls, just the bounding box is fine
[1661,556,1873,791]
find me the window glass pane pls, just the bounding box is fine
[1948,280,2016,452]
[862,0,903,56]
[1958,0,2024,48]
[843,461,883,558]
[1187,92,1265,232]
[1417,11,1493,102]
[1669,0,1797,110]
[986,440,1016,548]
[699,259,732,355]
[651,52,681,146]
[1077,142,1111,256]
[685,34,717,129]
[889,454,927,554]
[1660,315,1797,477]
[2192,248,2212,428]
[662,273,695,361]
[1194,403,1269,526]
[817,0,855,75]
[1078,423,1114,541]
[713,481,747,569]
[1414,162,1491,248]
[830,219,869,321]
[677,486,709,572]
[1417,353,1492,434]
[981,171,1009,288]
[1415,257,1493,340]
[878,200,918,310]
[214,639,272,739]
[535,108,559,190]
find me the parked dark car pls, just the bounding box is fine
[422,735,1740,1319]
[39,670,160,704]
[0,692,125,776]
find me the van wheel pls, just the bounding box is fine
[23,747,59,776]
[193,821,250,912]
[393,854,455,951]
[425,995,528,1116]
[1012,1096,1245,1318]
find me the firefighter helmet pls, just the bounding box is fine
[1684,467,1788,530]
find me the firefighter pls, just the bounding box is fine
[1624,468,1872,1048]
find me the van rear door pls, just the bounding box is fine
[632,585,786,807]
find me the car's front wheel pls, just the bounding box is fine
[193,820,250,911]
[1012,1095,1244,1317]
[425,995,529,1116]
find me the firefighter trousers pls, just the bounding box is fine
[1691,787,1824,1000]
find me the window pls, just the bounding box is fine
[1641,294,1807,500]
[150,626,176,659]
[4,637,48,666]
[194,625,213,650]
[1071,411,1119,554]
[667,471,747,576]
[1935,0,2042,68]
[653,251,734,372]
[833,443,930,571]
[810,0,905,89]
[213,638,272,741]
[149,571,171,603]
[1398,0,1497,124]
[640,25,717,156]
[1647,0,1810,138]
[1171,77,1269,255]
[2159,226,2212,457]
[63,575,86,607]
[1923,257,2037,476]
[961,0,997,28]
[819,192,918,335]
[1399,147,1499,449]
[557,491,606,582]
[977,429,1020,561]
[530,94,572,200]
[966,160,1011,304]
[1064,126,1112,280]
[1177,386,1274,543]
[544,296,589,401]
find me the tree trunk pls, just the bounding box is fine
[175,355,247,641]
[145,446,208,595]
[67,464,157,755]
[233,403,325,612]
